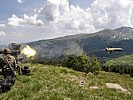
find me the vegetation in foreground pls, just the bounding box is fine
[0,63,133,100]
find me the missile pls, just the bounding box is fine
[105,47,123,54]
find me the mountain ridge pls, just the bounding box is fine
[27,26,133,59]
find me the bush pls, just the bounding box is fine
[62,54,101,74]
[31,54,102,74]
[90,56,101,75]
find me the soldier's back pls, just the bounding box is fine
[3,54,16,70]
[2,54,17,76]
[4,54,15,64]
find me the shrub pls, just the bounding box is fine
[90,56,101,75]
[31,54,102,74]
[62,54,101,74]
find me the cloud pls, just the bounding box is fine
[0,24,5,28]
[90,0,133,29]
[8,14,44,26]
[8,14,24,26]
[0,31,6,36]
[39,0,69,22]
[17,0,24,4]
[7,0,133,35]
[37,0,133,33]
[37,0,96,33]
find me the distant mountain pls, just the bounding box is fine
[28,26,133,59]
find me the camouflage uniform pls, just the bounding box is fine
[1,48,17,76]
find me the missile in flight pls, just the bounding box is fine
[105,47,123,54]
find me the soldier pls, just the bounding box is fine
[2,48,17,77]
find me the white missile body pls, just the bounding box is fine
[106,47,123,54]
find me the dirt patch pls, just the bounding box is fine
[90,86,99,90]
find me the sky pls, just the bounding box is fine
[0,0,133,44]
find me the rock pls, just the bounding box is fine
[90,86,99,90]
[88,72,93,75]
[106,83,131,94]
[80,81,85,86]
[69,75,86,86]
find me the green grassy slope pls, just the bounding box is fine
[0,64,133,100]
[106,54,133,66]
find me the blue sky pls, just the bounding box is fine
[0,0,44,20]
[0,0,93,21]
[0,0,92,21]
[0,0,133,44]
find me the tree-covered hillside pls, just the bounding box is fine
[106,54,133,66]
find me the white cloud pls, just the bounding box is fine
[7,0,133,35]
[38,0,133,33]
[34,9,37,12]
[17,0,24,4]
[0,24,5,28]
[8,14,44,26]
[0,31,6,36]
[39,0,69,22]
[90,0,133,29]
[37,0,96,33]
[8,14,24,26]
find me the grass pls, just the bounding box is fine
[0,63,133,100]
[106,54,133,66]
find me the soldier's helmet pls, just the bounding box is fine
[4,48,11,54]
